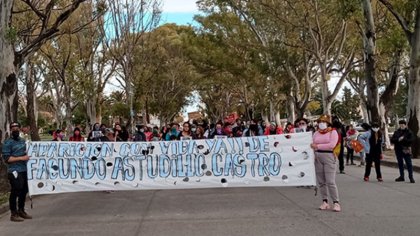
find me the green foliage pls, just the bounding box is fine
[339,87,362,122]
[5,26,18,43]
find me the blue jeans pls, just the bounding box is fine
[395,149,414,180]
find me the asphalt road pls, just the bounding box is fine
[0,164,418,236]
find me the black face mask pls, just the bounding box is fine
[11,131,20,140]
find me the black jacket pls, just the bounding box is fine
[391,128,414,150]
[369,132,383,157]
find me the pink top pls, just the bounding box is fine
[313,130,339,151]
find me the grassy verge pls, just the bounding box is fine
[0,192,9,205]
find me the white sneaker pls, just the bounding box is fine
[333,203,341,212]
[319,202,330,210]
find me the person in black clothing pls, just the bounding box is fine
[87,123,102,141]
[114,123,129,141]
[391,120,415,183]
[244,123,259,137]
[363,123,383,182]
[100,128,115,142]
[209,121,226,138]
[332,116,346,174]
[232,119,244,137]
[133,125,147,142]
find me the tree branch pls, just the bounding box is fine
[16,0,88,65]
[377,0,413,41]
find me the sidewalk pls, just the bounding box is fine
[352,151,420,173]
[381,152,420,173]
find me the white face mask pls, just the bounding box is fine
[318,123,328,130]
[140,129,144,132]
[372,128,379,132]
[191,128,197,132]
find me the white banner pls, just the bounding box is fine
[27,133,316,195]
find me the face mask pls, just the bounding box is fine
[11,131,20,140]
[318,123,328,130]
[216,128,222,133]
[140,129,144,132]
[300,125,307,130]
[372,128,379,132]
[191,128,197,132]
[171,128,177,133]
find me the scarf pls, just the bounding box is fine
[318,127,333,134]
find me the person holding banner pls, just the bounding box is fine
[69,127,84,142]
[165,123,180,141]
[311,115,341,212]
[208,121,226,138]
[179,122,195,140]
[2,122,33,222]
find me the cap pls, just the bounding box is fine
[10,122,21,129]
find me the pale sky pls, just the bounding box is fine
[162,0,199,13]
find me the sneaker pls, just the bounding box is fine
[319,202,330,210]
[333,203,341,212]
[10,213,24,222]
[364,177,369,182]
[395,177,405,182]
[351,162,356,165]
[340,170,346,174]
[377,178,383,182]
[410,179,415,183]
[18,210,32,219]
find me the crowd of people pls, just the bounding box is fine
[54,117,315,143]
[2,114,416,221]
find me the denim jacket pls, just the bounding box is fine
[2,137,27,173]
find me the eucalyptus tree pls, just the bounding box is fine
[104,0,161,130]
[378,0,420,157]
[0,0,100,141]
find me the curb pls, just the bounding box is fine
[381,160,420,173]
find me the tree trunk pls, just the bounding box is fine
[86,97,97,126]
[286,93,296,122]
[362,0,381,123]
[96,91,103,124]
[380,50,402,149]
[65,101,73,135]
[359,93,369,123]
[275,111,281,127]
[320,65,331,115]
[379,102,391,149]
[25,60,41,141]
[407,8,420,158]
[0,0,18,142]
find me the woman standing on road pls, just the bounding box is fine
[360,123,383,182]
[311,114,341,212]
[345,125,358,165]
